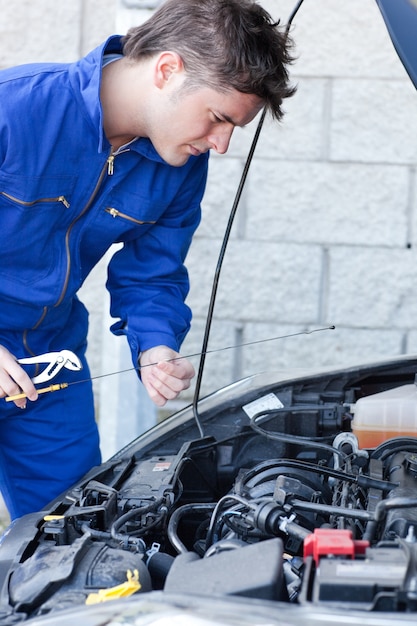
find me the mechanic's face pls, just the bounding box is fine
[147,82,264,167]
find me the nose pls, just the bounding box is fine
[208,124,234,154]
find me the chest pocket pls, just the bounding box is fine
[83,183,171,252]
[104,207,157,227]
[0,173,76,285]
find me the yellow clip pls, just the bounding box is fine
[85,569,141,605]
[43,515,65,522]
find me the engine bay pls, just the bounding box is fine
[2,359,417,622]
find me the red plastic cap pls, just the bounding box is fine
[303,528,369,565]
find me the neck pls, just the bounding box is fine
[109,135,137,151]
[100,57,149,147]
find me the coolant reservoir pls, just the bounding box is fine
[351,383,417,449]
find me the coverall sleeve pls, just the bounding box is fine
[106,156,208,366]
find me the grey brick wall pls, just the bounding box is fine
[0,0,116,66]
[1,0,417,455]
[180,0,417,400]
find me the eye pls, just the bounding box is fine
[211,112,223,123]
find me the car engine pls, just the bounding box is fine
[2,364,417,622]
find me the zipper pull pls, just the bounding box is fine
[107,155,115,175]
[58,196,70,208]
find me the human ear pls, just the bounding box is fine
[154,51,184,89]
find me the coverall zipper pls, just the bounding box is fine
[1,192,72,356]
[105,207,156,225]
[0,192,70,208]
[54,151,116,308]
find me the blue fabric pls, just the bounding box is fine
[0,36,209,518]
[0,350,100,520]
[0,35,209,358]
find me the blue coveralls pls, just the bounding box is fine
[0,36,209,520]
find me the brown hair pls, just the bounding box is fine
[122,0,296,120]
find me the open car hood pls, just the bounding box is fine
[376,0,417,87]
[3,355,417,624]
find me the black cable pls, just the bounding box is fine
[167,502,216,554]
[191,0,306,438]
[110,497,164,541]
[234,458,394,495]
[191,108,266,438]
[371,437,417,461]
[250,411,347,459]
[205,494,255,549]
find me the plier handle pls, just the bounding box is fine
[17,350,83,384]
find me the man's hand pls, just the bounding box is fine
[0,345,38,409]
[139,345,195,407]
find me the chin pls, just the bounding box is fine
[158,149,190,168]
[170,156,190,167]
[153,140,195,167]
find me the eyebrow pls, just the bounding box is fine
[219,112,249,128]
[217,107,255,128]
[222,113,237,126]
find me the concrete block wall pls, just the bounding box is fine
[180,0,417,400]
[0,0,116,66]
[1,0,417,454]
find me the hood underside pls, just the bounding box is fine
[376,0,417,87]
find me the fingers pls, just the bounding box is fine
[140,346,195,407]
[0,345,38,408]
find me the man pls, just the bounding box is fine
[0,0,295,519]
